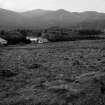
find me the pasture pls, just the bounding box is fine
[0,40,105,105]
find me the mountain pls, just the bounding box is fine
[0,8,105,29]
[21,9,52,18]
[0,8,26,29]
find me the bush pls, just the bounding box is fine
[0,30,31,44]
[42,28,103,42]
[77,29,103,39]
[78,29,102,35]
[42,31,78,42]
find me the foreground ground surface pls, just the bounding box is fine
[0,40,105,105]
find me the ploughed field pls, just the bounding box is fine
[0,40,105,105]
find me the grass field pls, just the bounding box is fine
[0,40,105,105]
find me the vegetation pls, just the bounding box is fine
[0,30,31,44]
[42,28,104,41]
[0,40,105,105]
[42,30,78,41]
[0,27,104,45]
[77,29,103,39]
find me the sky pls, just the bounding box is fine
[0,0,105,13]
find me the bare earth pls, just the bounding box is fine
[0,40,105,105]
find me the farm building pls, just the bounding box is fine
[26,36,38,43]
[0,37,7,45]
[37,37,49,43]
[26,36,48,44]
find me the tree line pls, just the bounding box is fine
[42,29,104,41]
[0,28,104,45]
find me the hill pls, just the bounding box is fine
[0,8,105,29]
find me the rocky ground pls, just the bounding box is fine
[0,40,105,105]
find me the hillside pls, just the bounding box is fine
[0,8,25,29]
[0,8,105,29]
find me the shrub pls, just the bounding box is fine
[77,29,103,39]
[0,30,31,44]
[42,31,78,42]
[78,29,102,35]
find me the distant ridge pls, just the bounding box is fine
[0,8,105,29]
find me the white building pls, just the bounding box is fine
[38,37,48,43]
[26,36,38,43]
[26,36,48,44]
[0,37,7,45]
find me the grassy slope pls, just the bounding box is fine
[0,40,105,105]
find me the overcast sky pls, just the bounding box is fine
[0,0,105,12]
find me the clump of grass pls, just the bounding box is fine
[27,63,42,69]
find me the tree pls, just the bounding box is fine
[0,30,31,44]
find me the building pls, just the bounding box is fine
[26,36,38,43]
[26,36,48,44]
[38,37,49,43]
[0,37,7,45]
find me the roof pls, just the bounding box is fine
[0,37,7,44]
[0,37,7,41]
[26,36,38,41]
